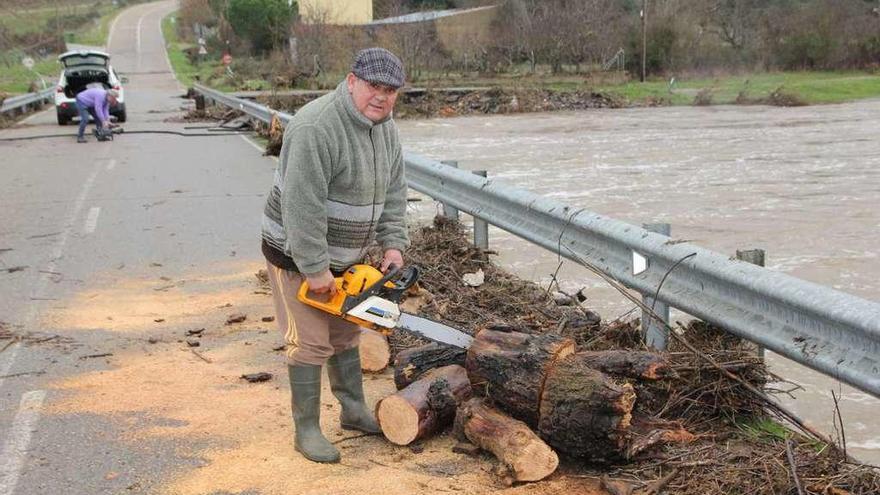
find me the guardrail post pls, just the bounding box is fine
[642,222,671,350]
[439,160,460,221]
[736,249,766,358]
[195,94,206,111]
[472,170,489,250]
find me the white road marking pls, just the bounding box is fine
[0,390,47,495]
[84,207,101,234]
[240,135,279,162]
[18,108,52,125]
[136,12,144,54]
[106,8,124,49]
[105,159,117,171]
[0,161,102,391]
[156,7,183,91]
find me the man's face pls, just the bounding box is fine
[347,73,399,123]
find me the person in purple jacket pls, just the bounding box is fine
[75,88,118,143]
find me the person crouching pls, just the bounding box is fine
[75,87,118,143]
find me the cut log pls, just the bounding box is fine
[454,398,558,482]
[359,327,391,372]
[578,350,669,380]
[538,354,636,462]
[393,342,467,389]
[376,364,472,445]
[465,329,575,426]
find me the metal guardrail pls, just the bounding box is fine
[0,88,54,116]
[192,84,880,397]
[194,83,292,124]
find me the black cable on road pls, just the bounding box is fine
[0,130,255,142]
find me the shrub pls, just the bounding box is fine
[226,0,296,54]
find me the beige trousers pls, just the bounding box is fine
[265,261,360,366]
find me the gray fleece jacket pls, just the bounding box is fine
[261,81,409,275]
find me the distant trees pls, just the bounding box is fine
[226,0,296,53]
[177,0,880,84]
[482,0,880,76]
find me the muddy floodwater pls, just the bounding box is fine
[398,99,880,463]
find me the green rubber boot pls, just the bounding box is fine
[288,364,340,463]
[327,347,381,434]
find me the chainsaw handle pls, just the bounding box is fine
[340,264,420,312]
[391,265,419,291]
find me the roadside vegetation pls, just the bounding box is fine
[0,0,142,95]
[165,0,880,110]
[161,13,235,91]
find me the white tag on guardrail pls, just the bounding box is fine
[633,251,648,275]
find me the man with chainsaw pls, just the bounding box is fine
[75,87,117,143]
[260,47,409,463]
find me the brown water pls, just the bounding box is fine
[398,100,880,463]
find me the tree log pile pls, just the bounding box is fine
[376,327,687,482]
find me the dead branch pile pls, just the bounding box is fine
[258,87,627,125]
[391,216,879,493]
[397,217,764,423]
[171,106,242,123]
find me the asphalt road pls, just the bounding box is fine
[0,2,278,493]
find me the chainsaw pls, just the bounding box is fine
[93,126,123,142]
[297,264,473,348]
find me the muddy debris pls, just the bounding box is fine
[226,313,247,325]
[186,328,205,336]
[171,105,241,123]
[240,372,272,383]
[185,339,200,348]
[261,316,274,323]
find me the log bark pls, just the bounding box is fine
[538,354,636,462]
[578,350,668,380]
[454,398,558,482]
[376,365,472,445]
[465,329,575,426]
[359,327,391,372]
[393,342,467,390]
[625,416,695,459]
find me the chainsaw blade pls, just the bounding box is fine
[397,313,473,349]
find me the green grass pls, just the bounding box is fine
[0,2,113,43]
[0,57,60,94]
[161,13,231,91]
[737,418,790,443]
[736,417,831,454]
[0,1,123,94]
[67,4,121,47]
[596,71,880,106]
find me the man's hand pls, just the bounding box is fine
[380,249,404,273]
[305,269,337,299]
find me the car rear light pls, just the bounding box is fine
[60,103,68,108]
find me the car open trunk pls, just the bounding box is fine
[63,68,110,98]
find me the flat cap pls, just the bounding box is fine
[351,48,405,89]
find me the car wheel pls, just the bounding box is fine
[57,112,69,126]
[116,108,127,123]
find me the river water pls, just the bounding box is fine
[398,100,880,463]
